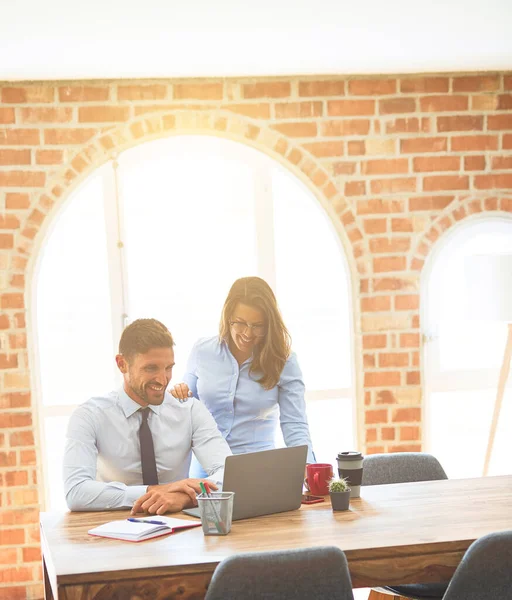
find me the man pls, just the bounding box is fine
[63,318,231,515]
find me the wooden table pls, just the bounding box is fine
[40,475,512,600]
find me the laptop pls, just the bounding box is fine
[183,445,308,521]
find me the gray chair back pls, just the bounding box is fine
[205,546,354,600]
[362,452,447,486]
[443,530,512,600]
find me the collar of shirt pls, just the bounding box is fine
[117,387,162,419]
[221,338,254,367]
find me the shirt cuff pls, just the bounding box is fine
[123,485,148,507]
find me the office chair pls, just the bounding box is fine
[205,546,355,600]
[442,530,512,600]
[363,452,449,600]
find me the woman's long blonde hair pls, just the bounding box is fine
[219,277,291,390]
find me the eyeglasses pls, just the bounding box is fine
[229,320,267,337]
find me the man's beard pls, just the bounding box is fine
[129,381,165,405]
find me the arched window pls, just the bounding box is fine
[423,216,512,478]
[33,135,356,510]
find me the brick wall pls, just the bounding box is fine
[1,73,511,598]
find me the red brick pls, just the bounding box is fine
[379,353,409,367]
[225,103,271,119]
[0,128,40,145]
[0,149,31,165]
[20,450,36,465]
[385,118,420,134]
[345,181,366,196]
[497,94,512,110]
[370,178,417,194]
[321,119,370,136]
[362,158,409,175]
[392,408,421,422]
[488,114,512,130]
[5,192,30,209]
[327,99,375,116]
[361,296,392,312]
[357,199,404,214]
[406,371,421,385]
[419,95,468,112]
[437,115,484,132]
[464,155,486,171]
[333,161,356,175]
[0,452,16,467]
[363,218,387,234]
[20,107,73,123]
[474,174,512,189]
[0,171,45,187]
[0,213,19,228]
[492,156,512,170]
[348,79,396,95]
[381,427,396,441]
[43,128,96,144]
[367,428,378,442]
[409,195,454,211]
[58,86,109,101]
[452,75,500,92]
[451,135,498,151]
[413,156,460,172]
[0,528,24,545]
[391,218,414,232]
[363,334,387,349]
[370,237,410,253]
[0,107,15,124]
[22,547,41,563]
[35,149,63,165]
[0,566,34,583]
[2,86,54,103]
[0,392,30,409]
[117,85,167,100]
[272,122,317,137]
[401,137,447,153]
[379,98,416,114]
[365,372,401,387]
[400,333,420,348]
[400,426,420,441]
[400,77,449,93]
[243,82,290,99]
[0,354,18,370]
[504,134,512,150]
[365,409,389,424]
[423,175,469,191]
[395,295,419,310]
[78,106,129,123]
[505,76,512,90]
[5,470,29,486]
[298,80,345,96]
[373,256,407,273]
[347,140,365,155]
[0,233,13,249]
[9,431,34,447]
[275,101,322,119]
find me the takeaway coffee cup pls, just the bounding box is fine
[337,451,364,498]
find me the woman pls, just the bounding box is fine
[171,276,315,475]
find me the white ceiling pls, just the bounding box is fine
[2,0,511,82]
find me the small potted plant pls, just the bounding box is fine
[329,477,351,511]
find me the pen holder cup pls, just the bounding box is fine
[197,492,235,536]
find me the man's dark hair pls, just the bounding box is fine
[118,318,174,362]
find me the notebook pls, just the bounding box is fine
[88,516,201,542]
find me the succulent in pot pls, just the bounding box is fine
[329,477,351,511]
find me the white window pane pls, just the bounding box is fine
[36,173,117,406]
[119,136,259,373]
[428,388,512,478]
[43,416,70,511]
[272,167,353,391]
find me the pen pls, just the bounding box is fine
[200,482,224,534]
[127,518,166,525]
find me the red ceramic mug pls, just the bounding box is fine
[304,463,334,496]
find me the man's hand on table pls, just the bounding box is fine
[131,478,218,515]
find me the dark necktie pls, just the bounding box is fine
[139,408,158,486]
